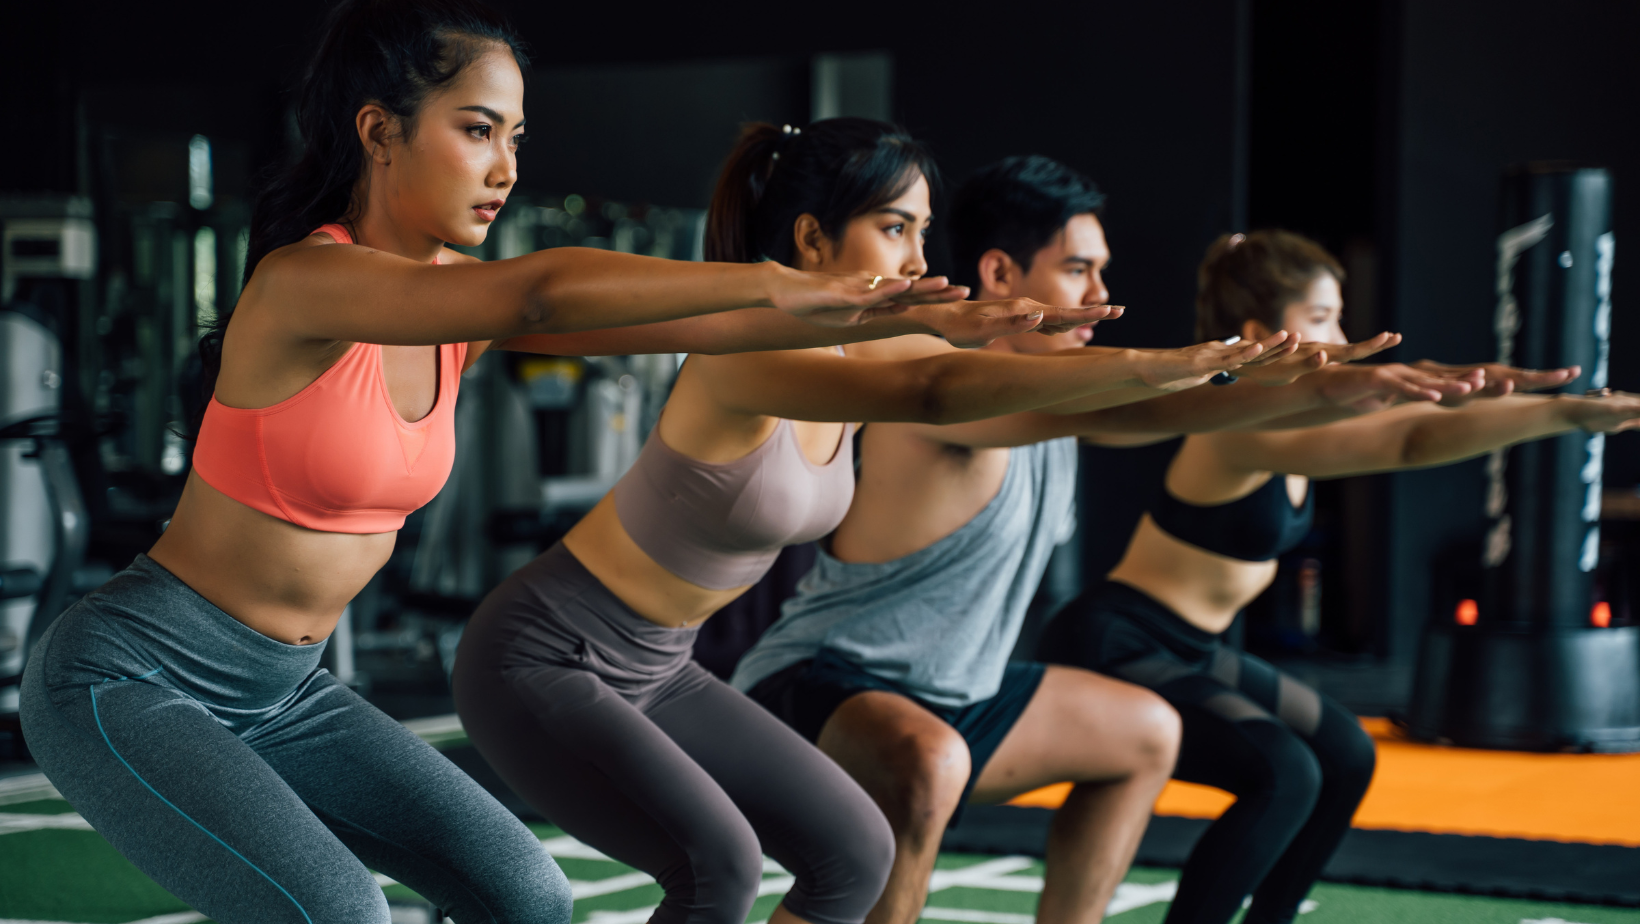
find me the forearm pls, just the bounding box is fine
[1071,377,1327,436]
[498,308,932,357]
[528,250,781,333]
[909,349,1152,424]
[1400,396,1576,467]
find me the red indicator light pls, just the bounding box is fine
[1455,599,1479,626]
[1592,601,1612,628]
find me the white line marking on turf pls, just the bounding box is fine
[923,907,1035,924]
[401,714,465,739]
[928,855,1038,891]
[120,914,209,924]
[0,812,94,833]
[541,834,615,861]
[571,871,661,899]
[1105,881,1178,916]
[1300,899,1318,914]
[584,907,659,924]
[1523,919,1597,924]
[0,773,60,806]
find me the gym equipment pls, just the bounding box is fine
[1407,164,1640,752]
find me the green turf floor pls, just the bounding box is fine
[2,790,1637,924]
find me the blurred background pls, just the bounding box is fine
[2,0,1638,746]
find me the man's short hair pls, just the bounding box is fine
[948,155,1107,290]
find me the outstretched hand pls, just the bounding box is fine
[1133,331,1297,391]
[1411,360,1581,406]
[769,268,970,328]
[1566,390,1640,433]
[1233,331,1404,386]
[902,298,1123,348]
[1313,362,1484,413]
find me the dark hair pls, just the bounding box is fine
[947,155,1106,291]
[705,118,940,265]
[1196,229,1345,341]
[197,0,527,415]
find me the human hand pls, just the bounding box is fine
[1233,331,1404,386]
[903,299,1123,348]
[1562,390,1640,433]
[1312,362,1483,412]
[1131,331,1297,391]
[1411,360,1580,406]
[767,264,969,328]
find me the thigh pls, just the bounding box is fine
[652,668,895,889]
[253,673,571,924]
[458,657,761,886]
[21,673,386,924]
[972,664,1180,802]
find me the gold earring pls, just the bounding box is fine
[868,275,883,290]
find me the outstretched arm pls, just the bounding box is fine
[1206,391,1640,479]
[901,361,1480,449]
[488,299,1121,357]
[246,236,973,347]
[688,331,1293,425]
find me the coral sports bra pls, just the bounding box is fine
[192,223,466,534]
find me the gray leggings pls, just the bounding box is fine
[20,555,571,924]
[453,543,894,924]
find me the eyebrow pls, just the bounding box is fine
[874,207,928,224]
[457,105,525,128]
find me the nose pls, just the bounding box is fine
[1084,270,1110,307]
[491,140,517,190]
[904,234,929,281]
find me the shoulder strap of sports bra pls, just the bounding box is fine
[313,223,353,244]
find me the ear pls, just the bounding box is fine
[355,103,396,166]
[976,248,1023,300]
[791,213,831,270]
[1240,317,1275,342]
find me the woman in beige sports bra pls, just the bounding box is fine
[453,118,1298,924]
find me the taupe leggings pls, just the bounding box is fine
[453,544,894,924]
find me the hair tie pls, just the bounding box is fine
[772,124,802,162]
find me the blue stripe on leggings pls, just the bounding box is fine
[90,681,314,924]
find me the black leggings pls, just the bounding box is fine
[1038,582,1376,924]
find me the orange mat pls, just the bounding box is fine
[1009,717,1640,846]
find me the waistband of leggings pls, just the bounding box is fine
[86,553,327,670]
[1090,580,1223,659]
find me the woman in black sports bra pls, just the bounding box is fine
[1038,229,1640,924]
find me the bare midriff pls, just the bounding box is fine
[1105,514,1280,635]
[562,496,753,628]
[147,472,397,646]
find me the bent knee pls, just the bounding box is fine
[1247,724,1324,804]
[883,728,971,831]
[1131,690,1183,771]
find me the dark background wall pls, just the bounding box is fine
[3,0,1637,704]
[1375,0,1640,659]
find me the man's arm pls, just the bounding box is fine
[900,362,1480,450]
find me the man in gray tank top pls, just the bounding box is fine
[733,156,1492,924]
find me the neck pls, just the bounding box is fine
[351,188,447,264]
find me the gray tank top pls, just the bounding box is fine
[730,438,1079,708]
[614,413,859,591]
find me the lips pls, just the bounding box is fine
[473,200,504,222]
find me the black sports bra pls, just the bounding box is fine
[1148,474,1314,562]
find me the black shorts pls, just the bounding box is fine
[746,649,1047,823]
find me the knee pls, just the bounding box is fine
[678,820,765,914]
[1323,718,1379,794]
[881,726,970,837]
[1129,689,1183,777]
[1256,727,1324,809]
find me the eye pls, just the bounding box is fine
[885,223,905,238]
[511,132,529,148]
[467,123,492,140]
[1067,266,1086,276]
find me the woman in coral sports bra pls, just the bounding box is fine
[14,3,1105,923]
